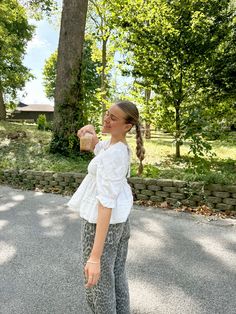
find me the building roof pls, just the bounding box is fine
[16,102,54,112]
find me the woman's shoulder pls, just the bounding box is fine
[103,141,130,161]
[94,139,110,155]
[97,143,130,175]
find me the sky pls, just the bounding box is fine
[18,18,60,105]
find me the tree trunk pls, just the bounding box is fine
[175,64,183,158]
[145,122,151,139]
[144,88,151,139]
[175,104,181,158]
[101,37,108,125]
[51,0,89,155]
[0,85,6,121]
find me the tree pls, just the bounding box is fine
[50,0,89,155]
[111,0,235,158]
[80,37,102,128]
[0,0,34,120]
[42,51,57,99]
[43,38,102,126]
[128,80,157,139]
[87,0,116,124]
[20,0,58,18]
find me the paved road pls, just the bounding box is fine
[0,185,236,314]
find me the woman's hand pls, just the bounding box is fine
[77,124,99,151]
[84,260,101,288]
[77,124,96,138]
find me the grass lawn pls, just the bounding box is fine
[0,121,236,184]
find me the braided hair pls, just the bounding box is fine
[116,101,145,176]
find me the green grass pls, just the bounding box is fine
[1,121,236,184]
[0,121,88,173]
[123,133,236,184]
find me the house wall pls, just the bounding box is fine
[10,111,54,121]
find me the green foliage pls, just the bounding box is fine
[36,114,47,130]
[6,101,17,113]
[110,0,235,158]
[128,80,158,127]
[86,0,120,116]
[80,37,103,128]
[131,163,160,178]
[0,0,34,98]
[42,51,57,99]
[20,0,58,19]
[36,114,53,131]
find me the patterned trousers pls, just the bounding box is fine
[81,217,131,314]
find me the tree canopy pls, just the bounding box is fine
[0,0,34,120]
[110,0,235,157]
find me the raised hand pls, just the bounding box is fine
[77,124,96,139]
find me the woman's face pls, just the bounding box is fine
[102,104,132,136]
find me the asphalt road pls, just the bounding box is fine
[0,185,236,314]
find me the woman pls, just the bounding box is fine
[67,100,145,314]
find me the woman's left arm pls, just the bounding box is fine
[84,148,127,288]
[84,202,112,288]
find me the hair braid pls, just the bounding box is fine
[135,123,145,176]
[115,100,145,176]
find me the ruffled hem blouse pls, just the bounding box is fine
[67,139,133,224]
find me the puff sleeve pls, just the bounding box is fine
[94,141,103,156]
[93,140,110,156]
[96,148,128,208]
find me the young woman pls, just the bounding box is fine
[67,100,145,314]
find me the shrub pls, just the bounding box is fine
[45,121,53,131]
[37,114,47,130]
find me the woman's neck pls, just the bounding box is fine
[110,135,127,145]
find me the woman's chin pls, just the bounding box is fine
[102,126,111,133]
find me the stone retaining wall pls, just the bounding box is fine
[0,170,236,211]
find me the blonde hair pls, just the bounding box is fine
[115,100,145,176]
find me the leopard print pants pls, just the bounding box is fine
[81,217,131,314]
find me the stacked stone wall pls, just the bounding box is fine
[0,170,235,211]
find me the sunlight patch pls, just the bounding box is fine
[0,241,16,265]
[196,236,236,270]
[0,220,9,230]
[0,138,10,147]
[0,202,17,212]
[40,218,53,228]
[33,191,44,197]
[12,194,25,201]
[129,278,201,313]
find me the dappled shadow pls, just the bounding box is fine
[211,134,236,148]
[127,209,236,314]
[0,185,91,314]
[0,134,88,173]
[145,138,177,147]
[0,133,48,171]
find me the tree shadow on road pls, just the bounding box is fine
[0,186,91,314]
[127,209,236,314]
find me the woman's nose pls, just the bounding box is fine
[104,114,110,123]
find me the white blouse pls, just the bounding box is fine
[67,139,133,224]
